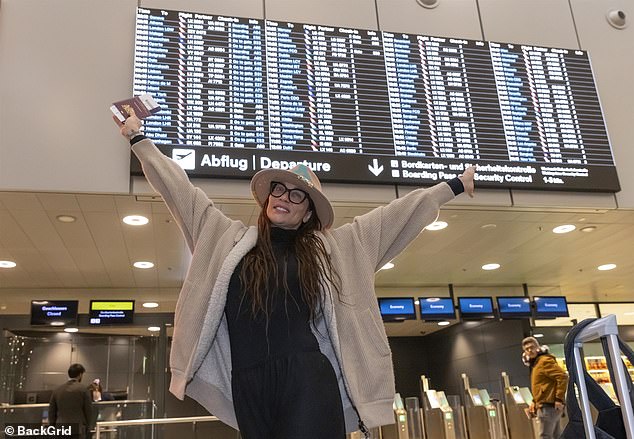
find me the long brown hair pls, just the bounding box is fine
[239,197,341,322]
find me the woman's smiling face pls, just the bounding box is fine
[266,181,312,230]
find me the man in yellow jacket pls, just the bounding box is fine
[522,336,568,439]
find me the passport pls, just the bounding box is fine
[110,94,160,121]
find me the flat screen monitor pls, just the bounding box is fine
[458,297,495,319]
[89,300,135,325]
[419,297,456,320]
[497,297,532,318]
[378,297,416,321]
[534,296,569,318]
[30,300,78,326]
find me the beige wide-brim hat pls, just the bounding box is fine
[250,164,334,230]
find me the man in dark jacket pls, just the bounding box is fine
[522,336,568,439]
[49,363,93,439]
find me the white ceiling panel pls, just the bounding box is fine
[0,192,43,211]
[83,211,135,288]
[76,195,118,213]
[37,193,81,212]
[114,196,154,218]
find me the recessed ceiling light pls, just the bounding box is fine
[426,221,448,231]
[533,333,544,338]
[56,215,76,223]
[380,262,395,270]
[553,224,576,234]
[438,321,451,326]
[134,261,155,269]
[50,321,65,326]
[64,328,79,333]
[580,226,597,233]
[482,263,501,270]
[0,261,17,268]
[123,215,149,226]
[481,224,497,229]
[148,326,161,332]
[0,305,6,310]
[597,263,616,271]
[143,302,159,309]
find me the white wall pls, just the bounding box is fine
[0,0,631,207]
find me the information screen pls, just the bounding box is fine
[30,300,78,326]
[378,297,416,321]
[419,297,456,320]
[132,7,619,192]
[534,296,569,318]
[89,300,135,325]
[497,296,532,318]
[458,297,495,318]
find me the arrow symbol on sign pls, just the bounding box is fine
[368,159,384,176]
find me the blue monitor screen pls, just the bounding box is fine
[458,297,495,318]
[419,298,456,320]
[497,297,532,318]
[534,296,569,318]
[378,298,416,321]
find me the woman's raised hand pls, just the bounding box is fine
[112,108,143,140]
[459,166,476,198]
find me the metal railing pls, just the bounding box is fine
[1,399,151,410]
[94,415,220,439]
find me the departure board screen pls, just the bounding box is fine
[132,7,619,192]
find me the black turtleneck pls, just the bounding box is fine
[224,227,320,371]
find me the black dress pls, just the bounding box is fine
[225,227,345,439]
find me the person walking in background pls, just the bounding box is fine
[49,363,93,439]
[113,109,475,438]
[522,336,568,439]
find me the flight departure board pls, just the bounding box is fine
[132,7,619,191]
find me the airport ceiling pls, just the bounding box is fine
[1,189,633,337]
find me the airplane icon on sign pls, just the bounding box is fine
[172,149,196,170]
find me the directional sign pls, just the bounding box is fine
[368,159,384,176]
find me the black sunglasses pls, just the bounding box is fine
[269,181,309,204]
